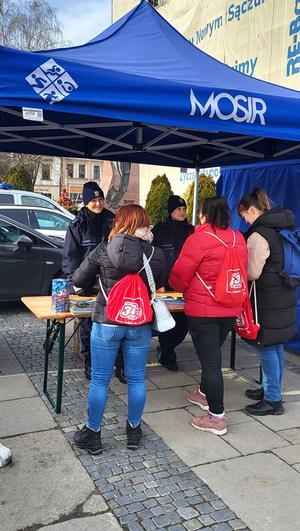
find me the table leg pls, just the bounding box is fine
[56,321,65,414]
[43,319,51,394]
[43,319,66,414]
[230,330,236,370]
[230,329,262,384]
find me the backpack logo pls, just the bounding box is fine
[227,270,245,292]
[118,299,144,322]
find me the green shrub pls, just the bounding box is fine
[145,173,173,225]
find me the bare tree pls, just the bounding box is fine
[0,0,71,186]
[106,162,131,210]
[0,0,71,51]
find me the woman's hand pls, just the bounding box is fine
[156,287,166,293]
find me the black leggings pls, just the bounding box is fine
[187,316,235,414]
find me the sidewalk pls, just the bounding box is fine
[1,303,300,531]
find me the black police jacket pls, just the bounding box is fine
[62,206,115,284]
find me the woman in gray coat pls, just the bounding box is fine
[72,205,165,453]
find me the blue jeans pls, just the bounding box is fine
[254,344,284,402]
[87,322,152,431]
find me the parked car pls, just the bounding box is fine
[0,206,74,241]
[0,188,73,218]
[0,213,64,302]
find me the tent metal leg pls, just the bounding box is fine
[230,330,262,384]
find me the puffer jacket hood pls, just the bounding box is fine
[245,208,295,238]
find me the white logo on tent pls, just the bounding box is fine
[25,59,78,105]
[190,89,267,125]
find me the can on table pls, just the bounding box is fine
[51,278,70,312]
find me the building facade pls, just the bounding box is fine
[34,157,62,200]
[34,156,139,212]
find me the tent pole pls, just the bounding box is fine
[192,166,200,226]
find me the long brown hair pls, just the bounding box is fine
[237,187,272,216]
[109,204,150,239]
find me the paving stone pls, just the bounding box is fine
[212,509,236,523]
[119,513,138,524]
[196,503,213,515]
[183,518,203,530]
[152,514,170,528]
[127,523,145,531]
[178,507,200,520]
[229,519,247,530]
[82,494,108,514]
[212,524,233,531]
[165,511,183,525]
[198,514,215,526]
[140,518,158,531]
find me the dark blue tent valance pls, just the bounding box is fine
[1,1,300,167]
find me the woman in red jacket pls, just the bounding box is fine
[169,196,248,435]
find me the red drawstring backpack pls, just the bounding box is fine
[234,281,260,340]
[98,249,154,326]
[196,230,248,307]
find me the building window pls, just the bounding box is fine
[70,192,82,204]
[93,165,100,180]
[67,163,74,178]
[42,164,50,180]
[79,164,86,179]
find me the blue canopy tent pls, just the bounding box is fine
[217,160,300,354]
[1,0,300,168]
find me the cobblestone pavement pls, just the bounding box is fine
[0,302,270,530]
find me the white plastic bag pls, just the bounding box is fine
[151,297,176,332]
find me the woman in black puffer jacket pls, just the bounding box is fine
[72,205,165,454]
[238,188,297,417]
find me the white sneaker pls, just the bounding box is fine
[0,443,12,467]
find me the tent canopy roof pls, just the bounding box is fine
[1,0,300,168]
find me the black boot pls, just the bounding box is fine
[115,367,127,384]
[245,399,284,416]
[245,387,264,400]
[126,421,142,450]
[84,363,91,381]
[157,346,178,371]
[74,425,102,454]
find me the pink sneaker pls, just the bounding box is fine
[187,387,209,410]
[191,412,227,435]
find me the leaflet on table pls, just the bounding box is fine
[159,296,184,305]
[69,299,95,315]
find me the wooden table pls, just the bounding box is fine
[21,292,184,414]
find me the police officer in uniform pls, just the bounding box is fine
[62,181,115,380]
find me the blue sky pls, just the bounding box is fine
[47,0,112,46]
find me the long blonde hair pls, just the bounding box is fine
[109,204,150,239]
